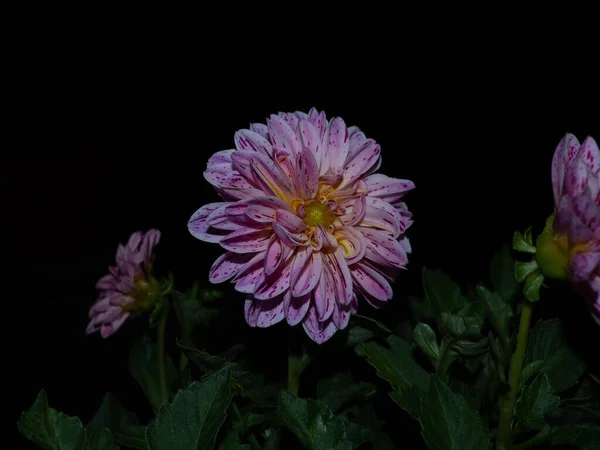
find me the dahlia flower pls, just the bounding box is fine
[537,133,600,324]
[86,229,161,338]
[188,108,414,343]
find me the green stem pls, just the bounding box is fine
[496,301,533,450]
[288,351,311,396]
[231,402,261,450]
[157,300,170,406]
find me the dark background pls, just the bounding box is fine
[7,19,600,448]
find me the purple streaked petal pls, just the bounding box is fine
[348,126,367,153]
[219,227,272,253]
[572,188,600,236]
[254,295,286,328]
[292,251,322,297]
[254,259,293,300]
[340,194,366,227]
[365,173,416,203]
[327,251,353,305]
[207,149,235,168]
[209,251,254,283]
[580,136,600,172]
[565,159,592,198]
[230,150,257,181]
[250,122,269,139]
[236,264,265,294]
[265,235,284,277]
[340,139,381,188]
[314,267,335,321]
[359,227,408,269]
[268,114,301,155]
[275,210,308,233]
[189,202,233,243]
[250,154,294,201]
[244,297,260,327]
[313,225,338,251]
[571,252,600,283]
[299,119,324,165]
[552,133,581,203]
[328,117,350,174]
[234,129,273,156]
[100,313,129,338]
[334,226,367,265]
[295,148,319,200]
[351,262,393,302]
[332,300,353,330]
[96,274,115,290]
[290,246,312,291]
[245,204,277,223]
[360,198,402,238]
[284,291,311,325]
[302,305,338,344]
[273,222,309,246]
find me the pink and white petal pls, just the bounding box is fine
[276,210,308,233]
[127,231,143,253]
[314,268,335,321]
[232,250,265,281]
[244,296,261,327]
[348,126,367,153]
[334,226,367,265]
[100,313,130,338]
[365,173,416,203]
[189,202,233,243]
[290,246,313,290]
[552,133,581,202]
[250,154,294,201]
[359,227,408,269]
[209,251,255,283]
[245,204,277,223]
[360,200,402,238]
[292,251,322,297]
[299,119,324,168]
[339,194,366,227]
[340,139,381,188]
[302,305,338,344]
[571,252,600,283]
[400,236,412,254]
[235,129,274,156]
[295,148,320,200]
[219,228,272,253]
[267,114,301,155]
[255,296,286,328]
[236,266,265,294]
[284,291,311,326]
[328,117,350,174]
[96,274,115,290]
[207,149,235,168]
[579,136,600,173]
[565,159,592,198]
[265,235,284,276]
[250,123,269,139]
[217,186,265,201]
[248,196,295,212]
[273,222,310,247]
[572,188,600,236]
[351,262,393,302]
[328,251,353,305]
[313,224,338,252]
[254,259,293,300]
[231,150,258,181]
[332,300,353,330]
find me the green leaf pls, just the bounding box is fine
[515,260,539,283]
[520,360,545,388]
[523,271,544,302]
[525,319,565,364]
[478,285,513,344]
[145,367,233,450]
[278,391,353,450]
[17,390,118,450]
[218,431,251,450]
[361,335,430,391]
[262,429,281,450]
[316,373,376,413]
[18,390,85,450]
[410,295,435,320]
[173,288,219,342]
[513,229,536,253]
[420,376,491,450]
[516,373,560,430]
[551,424,600,449]
[423,268,467,315]
[524,319,586,393]
[342,419,373,449]
[542,346,587,393]
[87,393,146,449]
[438,313,484,340]
[390,386,422,420]
[129,335,177,412]
[344,324,375,348]
[350,403,395,450]
[413,322,440,361]
[489,244,519,302]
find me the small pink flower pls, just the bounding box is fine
[188,108,414,343]
[86,229,161,338]
[549,133,600,324]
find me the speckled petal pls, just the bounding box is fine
[284,291,311,326]
[302,305,338,344]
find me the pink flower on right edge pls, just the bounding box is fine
[546,133,600,324]
[86,229,161,338]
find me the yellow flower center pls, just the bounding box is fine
[121,275,160,312]
[536,225,590,281]
[303,202,335,228]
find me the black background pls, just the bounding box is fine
[8,16,600,449]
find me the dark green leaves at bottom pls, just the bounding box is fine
[87,393,146,449]
[516,374,560,430]
[489,244,518,302]
[129,335,177,412]
[420,376,491,450]
[278,391,366,450]
[316,373,376,413]
[145,368,233,450]
[422,268,467,315]
[17,390,117,450]
[360,335,430,392]
[551,424,600,449]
